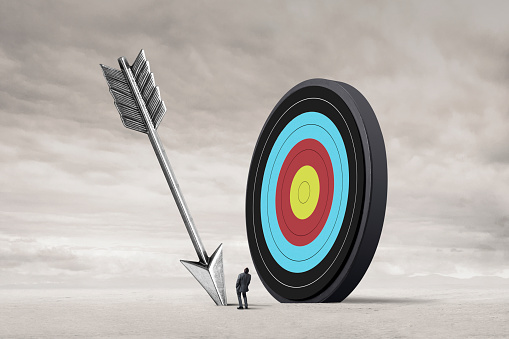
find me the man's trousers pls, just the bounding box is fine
[237,291,248,308]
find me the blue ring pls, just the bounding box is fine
[260,112,349,273]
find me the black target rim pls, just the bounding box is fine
[246,79,387,302]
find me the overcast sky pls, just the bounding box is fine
[1,0,508,289]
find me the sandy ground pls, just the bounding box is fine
[1,284,508,338]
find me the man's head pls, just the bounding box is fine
[244,267,249,274]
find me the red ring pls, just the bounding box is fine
[275,139,334,246]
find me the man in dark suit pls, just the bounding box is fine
[236,267,251,309]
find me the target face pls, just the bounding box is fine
[246,79,387,302]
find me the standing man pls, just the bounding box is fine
[236,267,251,309]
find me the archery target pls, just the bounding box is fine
[246,79,387,303]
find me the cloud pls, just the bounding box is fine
[1,0,509,287]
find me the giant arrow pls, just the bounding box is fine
[100,50,227,306]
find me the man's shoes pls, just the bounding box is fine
[237,306,243,309]
[245,306,248,309]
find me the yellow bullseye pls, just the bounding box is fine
[290,165,320,220]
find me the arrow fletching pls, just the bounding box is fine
[101,50,167,133]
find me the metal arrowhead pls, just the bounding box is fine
[180,244,227,306]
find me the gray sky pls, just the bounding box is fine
[1,0,508,289]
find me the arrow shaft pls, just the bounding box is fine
[119,58,208,265]
[148,130,209,264]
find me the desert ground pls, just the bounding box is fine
[1,276,508,338]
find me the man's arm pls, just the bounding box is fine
[236,274,241,288]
